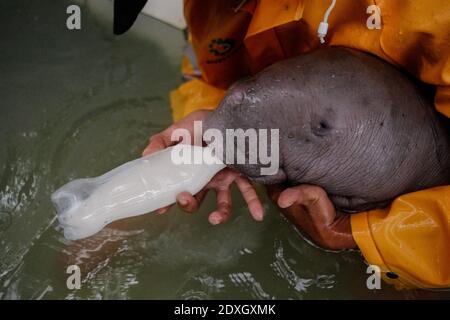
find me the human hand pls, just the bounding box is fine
[176,168,264,225]
[142,109,211,156]
[142,110,264,223]
[267,184,357,250]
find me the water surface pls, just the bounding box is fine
[0,0,448,299]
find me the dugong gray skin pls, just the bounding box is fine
[204,48,450,212]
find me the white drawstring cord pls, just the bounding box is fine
[234,0,248,13]
[317,0,337,44]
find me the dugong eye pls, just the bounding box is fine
[311,120,331,137]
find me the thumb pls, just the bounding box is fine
[277,185,336,226]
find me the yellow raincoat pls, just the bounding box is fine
[171,0,450,289]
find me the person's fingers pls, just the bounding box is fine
[156,205,171,214]
[142,138,164,156]
[235,176,264,221]
[205,169,236,189]
[278,185,335,225]
[176,192,196,212]
[277,185,324,208]
[142,110,212,156]
[142,128,175,156]
[176,189,208,213]
[208,187,232,225]
[277,188,304,209]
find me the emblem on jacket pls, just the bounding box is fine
[208,38,236,56]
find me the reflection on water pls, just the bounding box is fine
[0,0,448,300]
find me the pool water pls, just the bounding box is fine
[0,0,448,299]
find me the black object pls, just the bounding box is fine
[386,272,399,279]
[113,0,149,35]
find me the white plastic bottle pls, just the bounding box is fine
[51,145,225,240]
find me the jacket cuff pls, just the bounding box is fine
[350,211,385,268]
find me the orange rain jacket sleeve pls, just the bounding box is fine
[171,0,450,289]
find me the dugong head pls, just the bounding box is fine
[204,48,450,211]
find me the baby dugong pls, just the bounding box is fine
[205,47,450,212]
